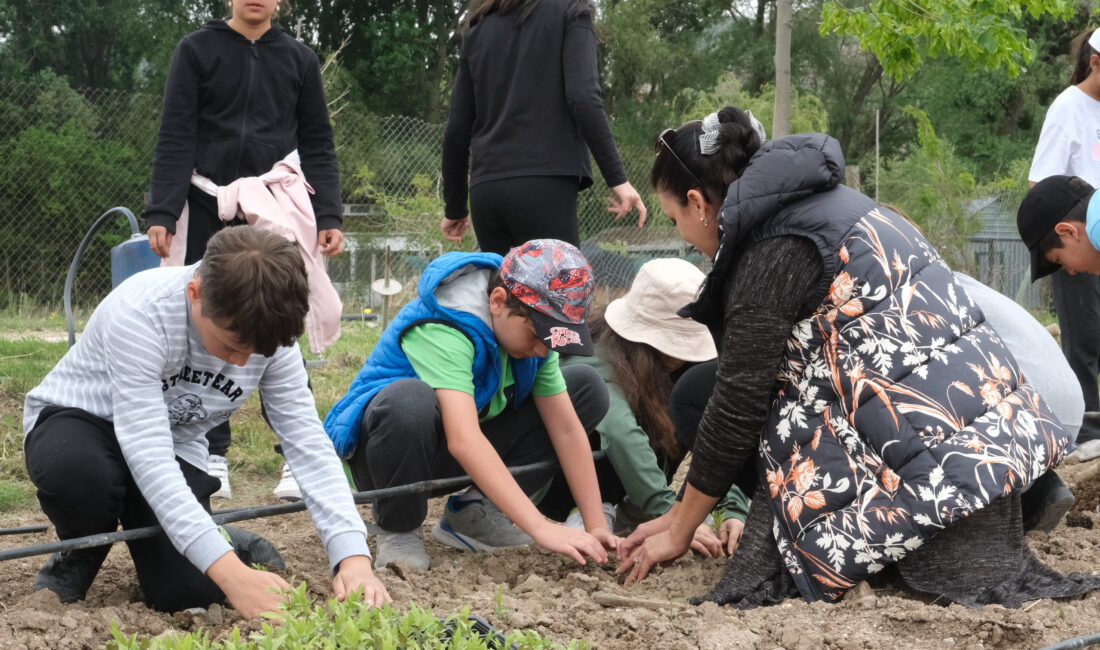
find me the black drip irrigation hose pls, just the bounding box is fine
[65,206,143,347]
[0,451,605,562]
[1038,633,1100,650]
[0,525,49,537]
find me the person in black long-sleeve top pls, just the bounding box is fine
[439,0,647,253]
[145,0,344,497]
[615,107,1099,609]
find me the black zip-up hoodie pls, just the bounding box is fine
[146,21,342,233]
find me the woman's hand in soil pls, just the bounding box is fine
[333,555,391,607]
[616,530,690,586]
[690,523,723,558]
[616,507,675,562]
[207,553,292,619]
[532,522,609,565]
[718,517,745,556]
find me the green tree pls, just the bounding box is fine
[820,0,1076,80]
[293,0,464,122]
[877,107,981,272]
[0,0,202,90]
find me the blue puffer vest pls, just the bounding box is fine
[687,134,1071,602]
[324,252,545,458]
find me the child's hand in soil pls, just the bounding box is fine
[531,522,609,565]
[207,552,292,619]
[333,555,391,607]
[588,527,622,554]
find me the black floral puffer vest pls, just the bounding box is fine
[687,134,1071,603]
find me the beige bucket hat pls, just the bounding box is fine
[604,258,717,363]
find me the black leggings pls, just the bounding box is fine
[469,175,580,255]
[25,406,226,612]
[1052,269,1100,441]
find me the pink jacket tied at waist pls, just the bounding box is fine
[164,159,342,354]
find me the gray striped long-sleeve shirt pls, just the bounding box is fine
[24,264,369,573]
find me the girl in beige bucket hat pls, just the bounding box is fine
[538,258,749,558]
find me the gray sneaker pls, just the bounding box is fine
[431,496,533,552]
[375,526,430,571]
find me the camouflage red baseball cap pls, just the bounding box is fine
[500,239,595,356]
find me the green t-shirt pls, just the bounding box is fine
[400,322,567,422]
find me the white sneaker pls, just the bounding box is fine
[564,502,616,531]
[271,463,302,501]
[208,455,231,500]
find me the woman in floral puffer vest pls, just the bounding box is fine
[616,106,1100,608]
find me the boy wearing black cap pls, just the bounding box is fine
[1018,175,1100,460]
[1018,175,1100,279]
[324,239,616,570]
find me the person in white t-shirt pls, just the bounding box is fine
[1028,28,1100,457]
[23,227,389,617]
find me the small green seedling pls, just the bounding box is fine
[493,584,509,621]
[710,508,727,534]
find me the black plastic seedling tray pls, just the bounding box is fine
[438,614,517,649]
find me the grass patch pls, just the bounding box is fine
[0,480,32,509]
[0,338,69,400]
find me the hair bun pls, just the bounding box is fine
[716,106,760,151]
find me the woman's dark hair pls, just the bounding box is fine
[649,106,762,206]
[461,0,592,32]
[588,312,679,458]
[1070,29,1098,86]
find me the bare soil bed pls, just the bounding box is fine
[0,460,1097,650]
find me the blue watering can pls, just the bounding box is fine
[65,207,161,346]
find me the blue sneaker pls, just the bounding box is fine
[431,496,533,552]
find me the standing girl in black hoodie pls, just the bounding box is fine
[145,0,344,499]
[439,0,647,252]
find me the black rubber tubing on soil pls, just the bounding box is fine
[0,451,605,561]
[1037,634,1100,650]
[65,206,143,348]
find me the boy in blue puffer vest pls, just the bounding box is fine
[325,239,617,570]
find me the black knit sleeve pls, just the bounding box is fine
[685,235,824,498]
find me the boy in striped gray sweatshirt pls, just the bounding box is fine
[22,227,387,617]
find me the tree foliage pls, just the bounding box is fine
[820,0,1076,80]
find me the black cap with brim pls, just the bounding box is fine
[1029,245,1061,282]
[529,309,594,356]
[1017,175,1096,281]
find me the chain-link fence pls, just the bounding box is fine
[0,79,1045,316]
